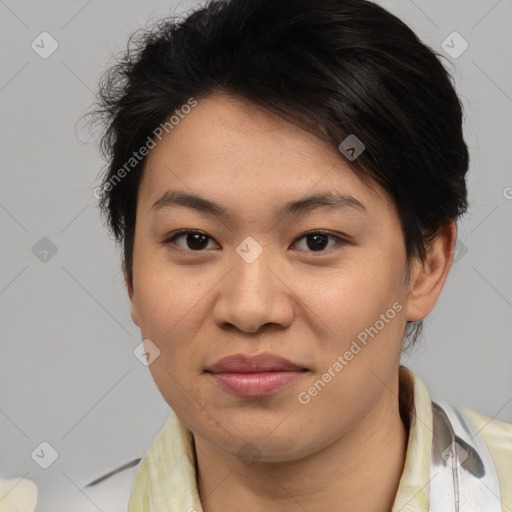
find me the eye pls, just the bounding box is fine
[292,231,344,254]
[163,229,345,254]
[164,230,219,252]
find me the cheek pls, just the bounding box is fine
[131,274,207,395]
[133,252,203,330]
[306,256,408,382]
[309,257,404,329]
[298,272,406,431]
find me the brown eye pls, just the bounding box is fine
[164,230,218,252]
[292,231,343,253]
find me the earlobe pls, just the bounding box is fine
[405,221,457,322]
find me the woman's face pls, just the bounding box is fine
[127,93,424,462]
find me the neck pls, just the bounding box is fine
[195,370,409,512]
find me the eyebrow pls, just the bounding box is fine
[151,190,367,219]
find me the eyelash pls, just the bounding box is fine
[163,229,346,255]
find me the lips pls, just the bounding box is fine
[206,353,306,373]
[205,353,308,397]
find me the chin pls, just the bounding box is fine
[203,417,316,461]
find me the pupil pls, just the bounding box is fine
[188,233,208,250]
[307,234,328,251]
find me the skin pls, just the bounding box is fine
[124,92,456,512]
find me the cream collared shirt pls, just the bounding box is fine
[126,366,512,511]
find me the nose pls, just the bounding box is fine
[212,244,294,334]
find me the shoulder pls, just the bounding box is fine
[465,407,512,509]
[466,407,512,436]
[465,407,512,463]
[0,478,38,512]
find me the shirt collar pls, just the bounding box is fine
[391,365,433,512]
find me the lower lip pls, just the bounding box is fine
[208,371,307,397]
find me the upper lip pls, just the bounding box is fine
[206,353,307,373]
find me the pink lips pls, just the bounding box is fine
[205,353,308,397]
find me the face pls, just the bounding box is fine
[126,93,422,462]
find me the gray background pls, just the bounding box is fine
[0,0,511,509]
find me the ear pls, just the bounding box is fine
[405,221,457,322]
[123,261,140,327]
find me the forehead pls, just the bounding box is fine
[138,93,393,219]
